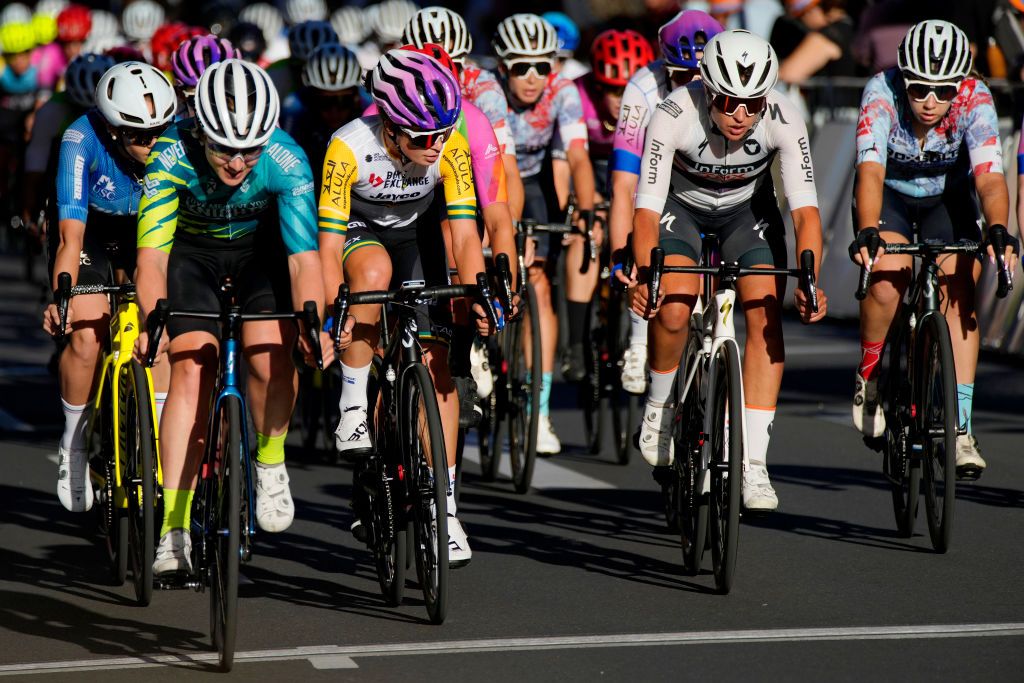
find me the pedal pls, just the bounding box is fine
[955,465,982,482]
[154,571,200,590]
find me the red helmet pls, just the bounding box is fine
[150,22,187,71]
[105,44,148,64]
[591,29,654,88]
[56,4,91,43]
[399,42,458,78]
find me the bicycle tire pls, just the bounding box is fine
[96,371,129,586]
[477,339,501,481]
[581,332,602,454]
[675,333,707,574]
[372,457,407,606]
[709,345,743,594]
[402,363,450,624]
[209,395,242,671]
[881,313,919,536]
[508,283,541,494]
[606,288,636,465]
[918,314,957,553]
[123,361,156,606]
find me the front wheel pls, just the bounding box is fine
[918,315,957,553]
[708,345,743,594]
[508,283,541,494]
[124,361,157,606]
[209,396,242,671]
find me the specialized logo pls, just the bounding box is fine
[92,174,116,201]
[660,211,677,234]
[766,102,788,125]
[753,218,769,241]
[719,300,733,326]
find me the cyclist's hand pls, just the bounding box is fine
[509,292,521,319]
[133,330,168,364]
[472,302,493,336]
[42,303,64,336]
[613,262,636,287]
[333,315,355,352]
[987,242,1019,275]
[524,237,536,268]
[299,330,336,368]
[630,281,661,319]
[852,227,885,268]
[795,286,828,324]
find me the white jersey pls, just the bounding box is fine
[610,60,672,175]
[635,83,818,214]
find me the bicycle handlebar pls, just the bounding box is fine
[54,271,137,338]
[516,218,593,274]
[988,228,1014,298]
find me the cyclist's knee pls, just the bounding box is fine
[246,345,296,386]
[346,252,392,291]
[656,300,692,334]
[65,321,106,362]
[169,339,218,395]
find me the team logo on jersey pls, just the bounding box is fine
[484,143,500,159]
[62,129,85,145]
[797,136,813,181]
[73,156,85,200]
[93,175,116,201]
[368,173,385,188]
[766,103,788,124]
[743,139,761,156]
[143,176,161,199]
[657,99,683,119]
[266,142,302,173]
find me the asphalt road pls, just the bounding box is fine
[1,253,1022,681]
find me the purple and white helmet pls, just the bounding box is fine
[659,9,723,70]
[368,48,461,131]
[172,35,241,88]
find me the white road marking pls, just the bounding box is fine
[461,435,614,490]
[1,623,1021,675]
[307,655,358,669]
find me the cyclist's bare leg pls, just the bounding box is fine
[938,252,982,384]
[858,231,912,345]
[243,320,299,440]
[58,293,109,404]
[340,245,390,368]
[529,261,557,374]
[648,256,699,372]
[160,331,219,490]
[424,343,459,469]
[737,268,786,408]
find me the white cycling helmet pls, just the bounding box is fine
[240,3,284,41]
[402,6,472,62]
[302,43,362,91]
[371,0,418,45]
[195,59,279,148]
[699,29,778,98]
[95,61,176,129]
[88,9,119,39]
[284,0,327,25]
[35,0,70,18]
[331,6,368,45]
[121,0,164,42]
[492,13,557,59]
[0,3,32,25]
[898,20,972,82]
[64,52,116,108]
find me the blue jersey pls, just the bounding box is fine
[0,63,39,112]
[56,111,145,223]
[137,122,318,255]
[856,69,1003,198]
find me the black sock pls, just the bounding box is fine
[567,301,590,346]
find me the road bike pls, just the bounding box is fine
[147,277,323,671]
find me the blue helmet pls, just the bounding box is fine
[541,11,579,54]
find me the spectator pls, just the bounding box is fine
[851,0,920,74]
[772,0,856,85]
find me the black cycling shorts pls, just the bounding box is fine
[522,172,563,262]
[166,229,292,339]
[341,204,453,346]
[872,182,982,245]
[659,182,787,268]
[48,215,137,286]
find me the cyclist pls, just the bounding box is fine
[851,20,1018,478]
[284,0,328,25]
[31,3,90,93]
[170,34,240,120]
[41,61,175,513]
[267,20,338,102]
[121,0,164,49]
[321,49,489,566]
[281,43,364,188]
[369,0,417,52]
[493,13,595,454]
[542,11,588,81]
[227,21,267,66]
[134,59,332,575]
[239,3,288,65]
[331,6,376,71]
[609,9,723,396]
[1,21,41,224]
[631,29,828,512]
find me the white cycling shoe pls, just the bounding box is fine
[742,462,778,512]
[447,515,472,567]
[955,434,986,479]
[536,415,561,454]
[638,400,674,466]
[57,446,93,512]
[469,338,493,399]
[620,344,648,395]
[335,406,372,454]
[153,528,192,576]
[256,462,294,532]
[852,372,885,438]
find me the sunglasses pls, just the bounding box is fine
[120,125,168,146]
[710,93,767,116]
[504,58,554,80]
[399,124,454,150]
[206,139,264,164]
[905,80,959,104]
[665,65,698,85]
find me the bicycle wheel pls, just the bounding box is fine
[708,345,743,594]
[881,315,919,536]
[371,456,407,606]
[608,291,638,465]
[581,332,603,454]
[918,315,957,553]
[209,395,242,671]
[296,366,321,453]
[402,363,449,624]
[674,334,707,574]
[508,283,541,493]
[95,371,129,586]
[123,361,156,606]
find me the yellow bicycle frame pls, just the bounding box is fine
[90,292,162,508]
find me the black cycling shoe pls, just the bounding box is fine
[562,342,587,383]
[454,375,482,429]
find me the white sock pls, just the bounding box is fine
[60,399,89,453]
[745,406,776,469]
[629,310,648,347]
[339,362,371,412]
[154,392,167,427]
[648,366,678,405]
[446,465,457,516]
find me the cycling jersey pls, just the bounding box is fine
[610,60,671,176]
[636,83,818,214]
[317,115,477,235]
[137,123,318,255]
[459,62,515,156]
[504,72,588,179]
[0,61,40,113]
[31,42,66,91]
[57,110,146,221]
[26,91,79,174]
[856,69,1002,198]
[362,101,507,209]
[574,73,615,160]
[282,87,371,193]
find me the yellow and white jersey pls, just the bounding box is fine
[317,116,477,236]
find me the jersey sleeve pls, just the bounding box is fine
[769,94,819,211]
[611,74,651,175]
[463,104,508,208]
[554,78,588,153]
[855,74,895,169]
[266,131,318,254]
[318,136,359,236]
[470,75,517,156]
[633,99,681,215]
[962,82,1003,177]
[55,116,95,223]
[440,130,478,220]
[136,133,186,252]
[25,98,62,174]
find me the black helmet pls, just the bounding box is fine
[227,21,267,62]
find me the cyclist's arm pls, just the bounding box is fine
[609,78,649,277]
[53,121,95,287]
[271,141,325,315]
[317,136,358,303]
[481,202,518,286]
[136,136,187,317]
[853,75,893,237]
[633,103,680,268]
[975,171,1009,231]
[962,83,1010,232]
[442,131,485,284]
[610,170,639,271]
[503,153,524,221]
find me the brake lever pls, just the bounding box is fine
[55,272,71,337]
[799,249,819,315]
[302,301,323,370]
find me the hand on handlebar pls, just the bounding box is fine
[298,329,336,369]
[471,302,494,336]
[630,274,662,319]
[794,286,828,324]
[850,227,884,268]
[132,330,168,365]
[42,303,67,337]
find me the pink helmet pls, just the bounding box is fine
[171,34,241,88]
[368,48,461,131]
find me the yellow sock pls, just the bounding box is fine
[256,431,287,466]
[160,488,194,537]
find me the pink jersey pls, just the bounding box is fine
[575,73,615,160]
[362,100,507,208]
[31,43,66,91]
